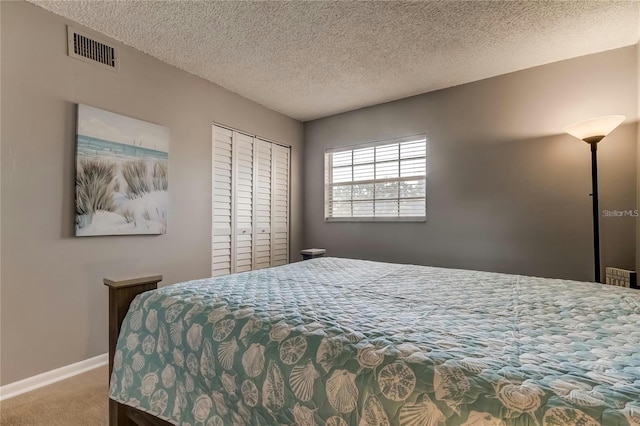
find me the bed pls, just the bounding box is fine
[105,257,640,426]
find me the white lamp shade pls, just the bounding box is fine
[563,115,626,142]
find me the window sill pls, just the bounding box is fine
[325,217,426,223]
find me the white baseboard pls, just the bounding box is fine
[0,353,108,401]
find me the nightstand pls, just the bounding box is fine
[301,248,326,261]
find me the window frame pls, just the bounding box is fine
[324,134,428,223]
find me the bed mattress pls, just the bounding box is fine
[109,257,640,425]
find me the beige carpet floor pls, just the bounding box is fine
[0,365,108,426]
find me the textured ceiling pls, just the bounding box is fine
[29,1,640,121]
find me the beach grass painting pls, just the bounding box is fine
[75,104,169,236]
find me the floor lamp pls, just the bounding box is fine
[563,115,625,283]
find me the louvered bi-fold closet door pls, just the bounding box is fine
[211,126,233,276]
[271,144,290,266]
[253,140,272,270]
[233,132,255,273]
[212,125,290,276]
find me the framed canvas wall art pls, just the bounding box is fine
[75,104,169,236]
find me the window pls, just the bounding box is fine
[325,135,427,221]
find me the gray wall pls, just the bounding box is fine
[0,1,303,385]
[305,46,638,282]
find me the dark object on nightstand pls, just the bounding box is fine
[605,267,637,289]
[301,248,326,260]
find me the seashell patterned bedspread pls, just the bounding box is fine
[109,257,640,425]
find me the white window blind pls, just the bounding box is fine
[325,135,427,221]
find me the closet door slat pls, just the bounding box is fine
[211,125,233,276]
[233,132,254,273]
[253,140,272,269]
[271,144,290,266]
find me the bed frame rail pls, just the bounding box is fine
[104,275,168,426]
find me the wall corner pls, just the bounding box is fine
[636,41,640,273]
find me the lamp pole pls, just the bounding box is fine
[564,115,625,283]
[589,141,600,283]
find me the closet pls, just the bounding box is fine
[211,125,290,276]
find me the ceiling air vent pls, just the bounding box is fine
[67,26,118,72]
